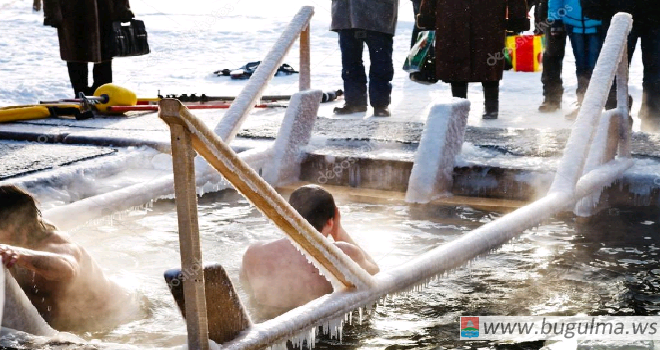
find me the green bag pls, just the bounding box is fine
[403,30,438,85]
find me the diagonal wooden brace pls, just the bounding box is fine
[158,99,376,292]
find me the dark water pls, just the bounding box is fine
[2,190,659,349]
[311,205,660,350]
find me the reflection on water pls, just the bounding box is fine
[4,190,659,349]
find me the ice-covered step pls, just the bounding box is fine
[299,141,660,206]
[0,141,116,180]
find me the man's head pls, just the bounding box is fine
[288,185,336,234]
[0,185,49,245]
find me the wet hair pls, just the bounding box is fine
[0,185,52,244]
[288,185,336,232]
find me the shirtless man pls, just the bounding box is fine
[0,185,138,332]
[240,185,379,316]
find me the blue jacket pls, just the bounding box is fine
[548,0,602,34]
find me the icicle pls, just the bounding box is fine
[310,327,316,349]
[330,320,338,339]
[358,307,363,325]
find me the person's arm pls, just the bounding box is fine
[335,242,380,275]
[0,244,80,281]
[581,0,604,20]
[507,0,531,33]
[331,209,379,275]
[416,0,436,30]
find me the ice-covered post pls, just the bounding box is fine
[405,99,470,203]
[213,6,315,143]
[262,90,322,185]
[548,13,632,196]
[299,22,311,91]
[574,110,621,217]
[159,99,209,350]
[2,266,57,336]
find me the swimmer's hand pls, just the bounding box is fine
[0,244,19,269]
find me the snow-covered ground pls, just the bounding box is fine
[0,0,649,131]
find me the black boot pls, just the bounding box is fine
[450,82,468,98]
[374,106,391,117]
[67,62,89,98]
[482,81,499,119]
[90,61,113,94]
[538,94,561,112]
[333,104,368,115]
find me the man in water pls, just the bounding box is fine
[240,185,379,317]
[0,185,138,331]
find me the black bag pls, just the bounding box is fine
[110,19,150,57]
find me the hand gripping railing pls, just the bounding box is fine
[205,13,634,350]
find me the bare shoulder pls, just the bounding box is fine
[39,231,84,260]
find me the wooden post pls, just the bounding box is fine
[299,24,311,91]
[160,99,210,350]
[173,105,375,290]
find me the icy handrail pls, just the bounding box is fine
[213,6,314,143]
[548,13,633,195]
[218,13,636,350]
[160,100,375,291]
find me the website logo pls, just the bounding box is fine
[461,317,480,339]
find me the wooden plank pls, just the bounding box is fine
[299,24,311,91]
[278,182,527,212]
[161,100,209,350]
[160,100,375,290]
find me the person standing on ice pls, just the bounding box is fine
[240,185,379,318]
[530,0,567,113]
[582,0,660,132]
[0,185,142,331]
[330,0,399,117]
[416,0,529,119]
[548,0,603,120]
[42,0,134,97]
[410,0,423,48]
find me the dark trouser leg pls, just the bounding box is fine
[410,0,422,48]
[338,29,368,107]
[67,62,89,98]
[639,24,660,120]
[450,82,468,98]
[569,31,603,105]
[541,24,566,106]
[91,60,112,93]
[365,30,394,108]
[482,81,499,119]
